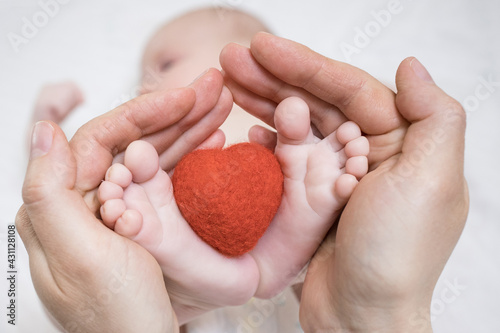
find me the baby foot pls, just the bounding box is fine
[98,140,259,324]
[251,96,369,298]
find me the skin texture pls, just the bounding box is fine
[220,33,407,167]
[21,8,271,330]
[17,30,468,332]
[96,96,369,324]
[220,32,469,332]
[17,69,231,333]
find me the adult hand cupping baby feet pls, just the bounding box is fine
[298,57,469,333]
[98,139,261,324]
[220,33,468,332]
[18,69,237,332]
[98,95,369,318]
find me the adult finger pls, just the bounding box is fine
[19,122,176,332]
[248,125,277,151]
[70,87,196,195]
[394,57,468,209]
[249,32,404,135]
[223,73,278,128]
[157,84,232,170]
[143,69,231,169]
[22,122,109,262]
[220,34,408,168]
[220,43,348,136]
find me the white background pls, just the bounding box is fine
[0,0,499,332]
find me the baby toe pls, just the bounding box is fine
[105,163,133,188]
[336,121,362,145]
[114,210,143,239]
[124,140,160,183]
[334,173,358,201]
[346,156,369,179]
[275,96,312,145]
[345,136,369,157]
[100,199,127,229]
[98,180,124,204]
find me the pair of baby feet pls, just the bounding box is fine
[97,96,369,322]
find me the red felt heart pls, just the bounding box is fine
[172,142,283,257]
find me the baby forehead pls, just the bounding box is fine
[145,13,229,53]
[155,9,234,36]
[141,8,268,65]
[151,7,267,42]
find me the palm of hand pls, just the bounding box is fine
[219,37,467,318]
[301,123,468,329]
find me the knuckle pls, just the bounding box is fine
[443,97,467,126]
[22,176,52,206]
[15,206,30,237]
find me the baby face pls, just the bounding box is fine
[140,14,230,94]
[139,9,269,143]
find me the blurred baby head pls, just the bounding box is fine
[140,7,269,94]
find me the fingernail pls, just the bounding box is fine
[30,121,54,160]
[189,68,210,85]
[410,58,435,83]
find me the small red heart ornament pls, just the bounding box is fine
[172,143,284,257]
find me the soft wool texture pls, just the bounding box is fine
[172,142,284,257]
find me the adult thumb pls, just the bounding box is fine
[20,121,87,256]
[23,121,76,207]
[394,57,467,189]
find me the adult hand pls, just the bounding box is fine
[221,33,468,332]
[220,32,406,167]
[17,69,232,333]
